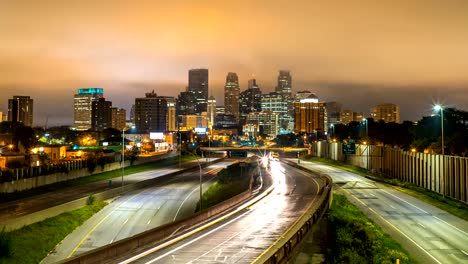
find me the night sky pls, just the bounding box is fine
[1,0,467,126]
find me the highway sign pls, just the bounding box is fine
[342,139,356,154]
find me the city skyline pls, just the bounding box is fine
[1,0,468,125]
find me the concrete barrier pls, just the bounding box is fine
[252,160,333,264]
[61,189,255,264]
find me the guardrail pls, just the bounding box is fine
[252,160,333,264]
[60,161,269,264]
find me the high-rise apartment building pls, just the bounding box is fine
[91,98,112,131]
[8,96,34,127]
[340,110,364,124]
[188,69,209,114]
[224,72,240,120]
[293,94,326,134]
[111,108,127,131]
[207,96,217,128]
[135,91,167,134]
[74,88,103,131]
[239,79,262,125]
[370,103,400,123]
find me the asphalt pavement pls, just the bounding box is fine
[42,160,234,263]
[292,159,468,264]
[116,161,326,264]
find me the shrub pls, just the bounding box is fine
[86,195,96,205]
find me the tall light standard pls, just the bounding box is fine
[122,128,126,193]
[362,118,368,138]
[434,104,445,196]
[121,126,135,193]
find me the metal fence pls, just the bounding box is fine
[310,142,468,204]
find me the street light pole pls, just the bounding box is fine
[122,128,125,193]
[189,153,203,210]
[434,105,445,196]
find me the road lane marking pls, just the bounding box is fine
[67,189,147,258]
[121,210,251,264]
[147,219,151,225]
[252,165,322,263]
[123,218,129,225]
[173,182,203,222]
[119,166,276,264]
[342,188,443,264]
[461,250,468,256]
[381,189,468,236]
[67,212,113,258]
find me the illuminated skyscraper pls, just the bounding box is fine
[160,96,177,131]
[74,88,104,130]
[224,72,240,120]
[207,95,217,128]
[293,93,326,134]
[276,70,292,97]
[188,69,209,114]
[8,96,34,127]
[239,79,262,125]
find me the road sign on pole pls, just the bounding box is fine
[342,139,356,154]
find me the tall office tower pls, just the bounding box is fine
[276,70,292,97]
[224,72,240,120]
[176,91,196,116]
[130,104,135,123]
[293,93,326,134]
[261,92,292,133]
[135,90,167,134]
[111,107,127,131]
[207,96,217,128]
[91,98,112,131]
[0,111,3,122]
[188,69,209,114]
[370,103,400,123]
[239,79,262,125]
[74,88,104,131]
[8,96,34,127]
[325,102,342,126]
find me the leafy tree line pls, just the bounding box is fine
[333,108,468,156]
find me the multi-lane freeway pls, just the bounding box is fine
[292,159,468,264]
[43,160,234,263]
[113,160,326,264]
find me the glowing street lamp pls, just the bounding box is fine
[433,104,445,196]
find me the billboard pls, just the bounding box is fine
[150,132,164,140]
[194,127,208,134]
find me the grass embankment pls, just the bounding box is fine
[308,157,468,222]
[328,193,415,264]
[0,155,196,203]
[0,199,107,264]
[196,163,255,211]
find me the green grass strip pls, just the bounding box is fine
[328,193,416,264]
[307,157,468,222]
[0,155,196,203]
[0,200,107,264]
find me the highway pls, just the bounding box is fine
[115,160,325,264]
[292,159,468,264]
[43,160,235,263]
